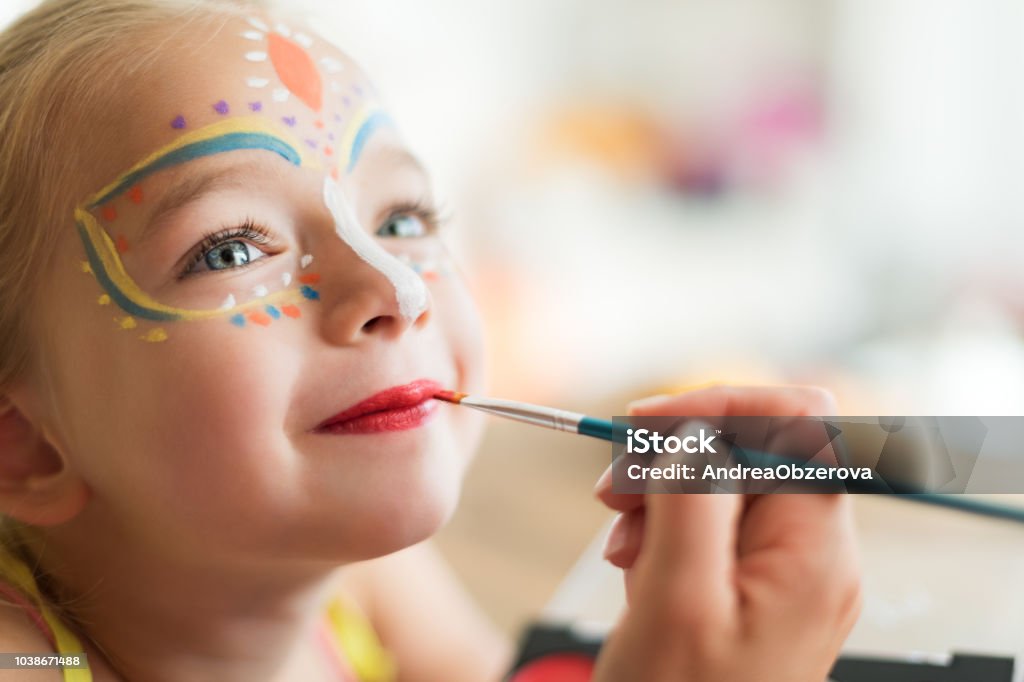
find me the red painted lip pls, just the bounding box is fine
[317,379,444,434]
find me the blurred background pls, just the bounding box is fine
[5,0,1024,639]
[321,0,1024,636]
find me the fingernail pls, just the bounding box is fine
[627,393,672,414]
[593,465,612,494]
[602,515,629,561]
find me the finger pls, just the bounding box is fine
[737,494,858,604]
[603,507,645,569]
[636,491,743,618]
[595,459,649,513]
[629,385,838,418]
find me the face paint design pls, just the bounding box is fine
[322,177,429,322]
[75,15,401,342]
[397,254,455,282]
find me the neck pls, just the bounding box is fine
[28,501,350,681]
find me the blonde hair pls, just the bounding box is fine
[0,0,271,391]
[0,0,272,639]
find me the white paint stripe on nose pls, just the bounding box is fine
[322,176,429,322]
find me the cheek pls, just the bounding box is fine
[53,298,303,517]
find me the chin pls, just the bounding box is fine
[332,455,467,561]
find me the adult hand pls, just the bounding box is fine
[592,386,862,682]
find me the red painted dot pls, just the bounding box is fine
[101,206,117,222]
[268,33,323,112]
[281,305,302,319]
[128,185,144,204]
[509,654,595,682]
[115,235,130,254]
[247,311,273,327]
[298,273,321,285]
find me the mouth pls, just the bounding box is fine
[316,379,444,435]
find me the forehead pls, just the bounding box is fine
[84,13,378,203]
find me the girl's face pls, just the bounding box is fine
[29,15,486,563]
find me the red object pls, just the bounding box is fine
[268,33,323,112]
[510,654,595,682]
[317,379,442,434]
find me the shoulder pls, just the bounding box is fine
[332,541,513,682]
[0,601,62,681]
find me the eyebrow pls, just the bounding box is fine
[140,143,429,242]
[140,159,270,243]
[371,144,429,178]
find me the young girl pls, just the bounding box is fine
[0,1,861,680]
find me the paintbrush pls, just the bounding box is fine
[433,390,1024,526]
[434,390,624,442]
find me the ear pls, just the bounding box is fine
[0,391,90,526]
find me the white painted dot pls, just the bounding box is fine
[320,57,344,74]
[219,294,237,311]
[300,254,314,269]
[282,272,293,287]
[274,23,292,37]
[245,52,268,63]
[241,30,264,41]
[252,285,269,298]
[294,33,313,48]
[247,17,269,32]
[246,77,270,89]
[272,88,290,102]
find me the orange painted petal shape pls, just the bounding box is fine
[268,33,323,112]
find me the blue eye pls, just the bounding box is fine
[198,240,268,272]
[181,220,275,279]
[376,213,428,238]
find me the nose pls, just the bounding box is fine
[318,253,433,346]
[317,178,432,346]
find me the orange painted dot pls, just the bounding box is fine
[247,311,273,327]
[324,146,334,156]
[281,305,302,319]
[424,271,440,282]
[115,235,130,254]
[299,273,321,285]
[268,33,323,112]
[101,206,117,222]
[330,167,340,180]
[314,119,325,129]
[128,185,144,204]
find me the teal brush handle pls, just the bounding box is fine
[577,416,629,443]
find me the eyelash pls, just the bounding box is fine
[179,218,273,279]
[177,202,446,280]
[382,200,445,235]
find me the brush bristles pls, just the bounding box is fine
[434,390,468,404]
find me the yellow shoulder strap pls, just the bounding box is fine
[324,597,397,682]
[0,550,92,682]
